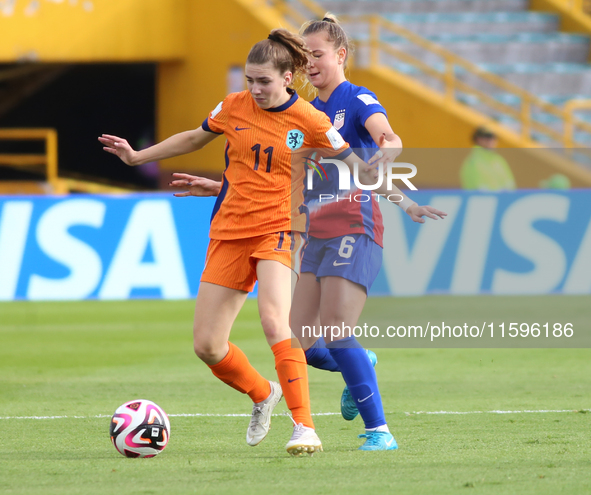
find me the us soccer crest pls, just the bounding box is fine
[334,110,345,130]
[286,129,304,150]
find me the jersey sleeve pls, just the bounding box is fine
[202,94,236,134]
[307,110,352,160]
[354,89,387,128]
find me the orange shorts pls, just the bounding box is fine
[201,232,307,292]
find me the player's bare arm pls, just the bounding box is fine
[364,113,403,166]
[342,152,447,223]
[98,127,219,166]
[375,178,446,223]
[169,173,222,198]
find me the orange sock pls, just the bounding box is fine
[272,338,314,429]
[208,342,271,403]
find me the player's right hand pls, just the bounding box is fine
[98,134,139,166]
[407,204,447,224]
[367,133,402,169]
[169,173,221,197]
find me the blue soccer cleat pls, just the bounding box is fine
[340,350,378,421]
[358,431,398,451]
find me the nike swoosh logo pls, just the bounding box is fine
[358,393,374,403]
[385,437,394,447]
[288,377,303,383]
[333,261,351,266]
[235,126,250,131]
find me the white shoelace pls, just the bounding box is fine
[283,410,298,427]
[249,405,264,430]
[290,423,306,439]
[283,412,307,439]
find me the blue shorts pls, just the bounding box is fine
[301,234,383,293]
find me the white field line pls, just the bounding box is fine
[407,409,590,415]
[0,409,589,420]
[0,412,341,420]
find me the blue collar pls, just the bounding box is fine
[265,89,298,112]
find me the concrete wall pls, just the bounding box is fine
[0,0,186,62]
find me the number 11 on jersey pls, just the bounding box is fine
[251,144,274,172]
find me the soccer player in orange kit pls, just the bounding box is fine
[99,29,357,456]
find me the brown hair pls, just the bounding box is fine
[246,28,310,77]
[300,13,351,66]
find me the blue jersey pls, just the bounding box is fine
[305,81,386,246]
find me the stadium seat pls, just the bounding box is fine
[321,0,591,147]
[320,0,529,15]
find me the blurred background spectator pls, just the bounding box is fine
[539,173,571,189]
[460,127,517,191]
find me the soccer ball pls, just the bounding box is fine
[110,399,171,458]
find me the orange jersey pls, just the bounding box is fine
[203,90,351,240]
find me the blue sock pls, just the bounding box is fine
[304,337,340,372]
[328,336,386,429]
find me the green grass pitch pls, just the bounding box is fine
[1,296,590,495]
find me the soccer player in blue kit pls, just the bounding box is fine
[168,16,446,451]
[290,14,446,451]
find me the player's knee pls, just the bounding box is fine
[259,314,286,341]
[193,339,221,363]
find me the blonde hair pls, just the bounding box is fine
[300,13,351,67]
[247,28,310,77]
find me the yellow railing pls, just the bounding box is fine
[0,128,58,189]
[273,0,591,148]
[364,14,591,147]
[0,128,133,194]
[565,99,591,146]
[56,178,133,194]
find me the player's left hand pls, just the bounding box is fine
[169,173,221,197]
[407,204,447,224]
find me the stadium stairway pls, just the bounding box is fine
[284,0,591,183]
[321,1,591,139]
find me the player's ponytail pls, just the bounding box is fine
[247,28,310,78]
[300,12,352,67]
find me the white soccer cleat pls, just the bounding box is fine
[246,381,282,446]
[285,423,323,456]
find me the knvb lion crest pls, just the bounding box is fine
[286,129,304,151]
